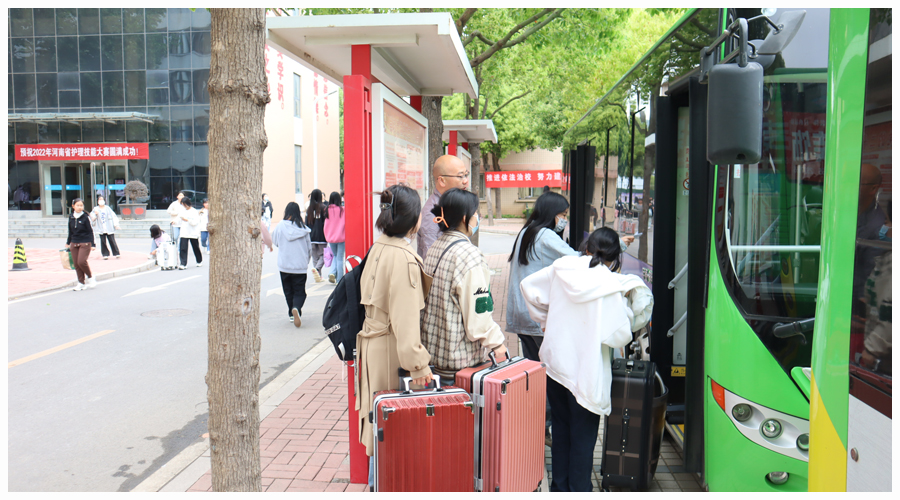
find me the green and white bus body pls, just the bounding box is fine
[563,7,891,492]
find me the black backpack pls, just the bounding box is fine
[322,253,368,361]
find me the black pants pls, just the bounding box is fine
[99,233,120,257]
[519,334,552,432]
[280,272,307,317]
[547,377,601,492]
[179,238,202,266]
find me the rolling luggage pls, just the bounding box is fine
[372,376,475,492]
[601,358,661,491]
[455,353,546,492]
[156,237,178,270]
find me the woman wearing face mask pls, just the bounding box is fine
[90,195,121,259]
[66,198,97,291]
[421,188,508,386]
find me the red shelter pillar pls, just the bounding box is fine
[344,44,373,485]
[461,141,469,151]
[409,95,422,112]
[448,130,458,156]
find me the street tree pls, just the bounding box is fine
[206,7,269,492]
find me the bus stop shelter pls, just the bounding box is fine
[442,119,497,156]
[266,12,477,484]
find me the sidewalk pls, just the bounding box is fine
[7,245,155,299]
[165,253,701,492]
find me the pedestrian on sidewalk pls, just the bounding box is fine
[167,191,186,248]
[271,202,312,327]
[357,185,433,487]
[422,188,507,385]
[417,154,470,259]
[261,193,273,231]
[305,189,328,282]
[177,197,203,269]
[199,199,210,254]
[324,191,346,284]
[66,198,97,291]
[520,227,652,492]
[90,195,121,259]
[507,191,578,444]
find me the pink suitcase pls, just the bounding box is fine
[455,354,546,492]
[372,376,475,492]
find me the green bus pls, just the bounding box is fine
[564,8,891,491]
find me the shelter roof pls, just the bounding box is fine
[441,120,497,143]
[266,13,477,99]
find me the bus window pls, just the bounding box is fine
[849,7,891,401]
[714,9,830,377]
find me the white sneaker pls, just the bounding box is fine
[197,262,203,267]
[73,282,85,291]
[86,277,97,289]
[178,265,186,270]
[103,256,109,260]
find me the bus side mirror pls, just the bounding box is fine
[707,61,764,165]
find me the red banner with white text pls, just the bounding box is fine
[15,143,149,161]
[485,169,564,188]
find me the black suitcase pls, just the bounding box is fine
[601,358,658,491]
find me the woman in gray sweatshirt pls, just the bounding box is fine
[272,202,313,327]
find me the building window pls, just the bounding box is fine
[294,145,302,194]
[293,73,301,118]
[518,187,537,199]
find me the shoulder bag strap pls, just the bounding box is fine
[432,239,466,275]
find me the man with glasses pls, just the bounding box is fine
[417,155,470,259]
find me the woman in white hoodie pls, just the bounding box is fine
[520,227,653,492]
[90,195,121,259]
[177,197,202,269]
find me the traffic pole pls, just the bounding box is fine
[11,238,31,271]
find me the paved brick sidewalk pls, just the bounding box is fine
[7,246,152,297]
[183,252,702,492]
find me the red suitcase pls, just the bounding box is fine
[455,354,546,492]
[372,376,475,492]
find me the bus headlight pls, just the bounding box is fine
[796,433,809,452]
[761,419,782,438]
[732,403,753,422]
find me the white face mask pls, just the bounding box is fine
[98,200,105,206]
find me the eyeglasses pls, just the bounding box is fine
[440,172,470,180]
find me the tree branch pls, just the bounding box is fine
[673,31,706,50]
[469,9,563,68]
[490,90,531,119]
[690,17,717,37]
[465,30,497,48]
[456,8,477,37]
[481,93,490,119]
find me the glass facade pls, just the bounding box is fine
[8,8,212,211]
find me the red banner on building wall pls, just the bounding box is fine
[485,170,564,188]
[15,143,149,161]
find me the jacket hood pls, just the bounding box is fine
[551,255,628,304]
[280,220,311,240]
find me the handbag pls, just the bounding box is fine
[60,248,75,270]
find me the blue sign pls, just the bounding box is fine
[44,185,82,191]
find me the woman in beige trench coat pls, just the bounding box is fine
[356,184,434,464]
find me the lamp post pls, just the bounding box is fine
[312,88,340,191]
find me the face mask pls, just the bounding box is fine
[878,224,891,241]
[554,217,568,233]
[98,200,105,206]
[469,215,480,235]
[73,209,83,216]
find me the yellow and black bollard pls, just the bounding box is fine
[11,238,31,271]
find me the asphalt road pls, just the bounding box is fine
[6,232,517,492]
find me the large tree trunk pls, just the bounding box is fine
[469,141,482,245]
[637,82,660,264]
[492,153,502,218]
[421,96,444,186]
[206,8,268,492]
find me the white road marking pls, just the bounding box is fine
[9,268,162,304]
[122,275,201,297]
[266,287,284,298]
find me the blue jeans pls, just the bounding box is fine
[171,225,181,249]
[201,231,209,251]
[329,242,345,282]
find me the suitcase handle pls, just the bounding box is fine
[400,375,442,394]
[487,350,511,369]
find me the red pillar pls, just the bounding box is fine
[344,44,372,485]
[409,95,422,112]
[461,141,469,151]
[448,130,458,156]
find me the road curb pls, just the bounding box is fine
[479,226,521,235]
[7,258,157,301]
[133,337,336,492]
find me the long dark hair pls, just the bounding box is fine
[580,227,622,272]
[325,191,343,218]
[508,191,570,266]
[284,202,307,229]
[306,189,325,222]
[150,224,164,239]
[375,184,421,238]
[431,188,479,232]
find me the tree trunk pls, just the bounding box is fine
[492,153,502,218]
[637,83,660,264]
[468,142,482,245]
[421,96,444,185]
[206,8,268,492]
